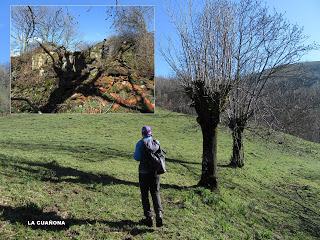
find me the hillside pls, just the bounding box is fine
[275,61,320,89]
[0,110,319,239]
[261,61,320,143]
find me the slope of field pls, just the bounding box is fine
[0,110,319,239]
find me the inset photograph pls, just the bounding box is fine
[10,6,154,113]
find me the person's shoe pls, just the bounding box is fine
[156,217,163,227]
[140,217,153,227]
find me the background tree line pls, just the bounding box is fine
[156,62,320,144]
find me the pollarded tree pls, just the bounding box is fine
[163,0,315,188]
[163,0,238,190]
[226,0,315,168]
[11,6,79,54]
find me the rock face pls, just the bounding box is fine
[11,36,154,113]
[31,44,59,75]
[32,53,52,70]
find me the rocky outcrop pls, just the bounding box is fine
[11,37,154,113]
[31,43,59,76]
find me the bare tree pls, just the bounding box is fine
[226,0,315,168]
[11,6,36,54]
[111,6,151,36]
[256,63,320,143]
[108,6,154,76]
[34,6,79,50]
[156,76,195,115]
[163,0,237,189]
[11,6,80,51]
[163,0,315,188]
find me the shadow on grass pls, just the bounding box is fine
[0,153,186,190]
[166,158,200,165]
[166,158,200,177]
[0,203,153,235]
[0,140,133,162]
[217,164,234,168]
[222,177,320,239]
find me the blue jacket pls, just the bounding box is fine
[134,136,159,173]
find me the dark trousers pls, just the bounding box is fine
[139,173,163,218]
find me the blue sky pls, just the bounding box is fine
[67,6,116,44]
[9,6,116,55]
[66,5,154,44]
[1,0,320,77]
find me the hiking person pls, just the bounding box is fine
[134,126,164,227]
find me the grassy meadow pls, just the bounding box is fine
[0,109,319,239]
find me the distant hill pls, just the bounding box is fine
[156,61,320,143]
[268,61,320,90]
[261,61,320,143]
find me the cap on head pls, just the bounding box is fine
[142,126,152,137]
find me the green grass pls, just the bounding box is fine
[0,109,319,239]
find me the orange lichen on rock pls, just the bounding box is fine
[95,76,114,88]
[132,83,154,112]
[124,96,138,106]
[111,103,120,110]
[143,97,154,112]
[99,87,108,93]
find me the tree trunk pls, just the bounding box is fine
[198,120,218,190]
[230,127,244,168]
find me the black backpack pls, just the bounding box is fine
[143,139,166,174]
